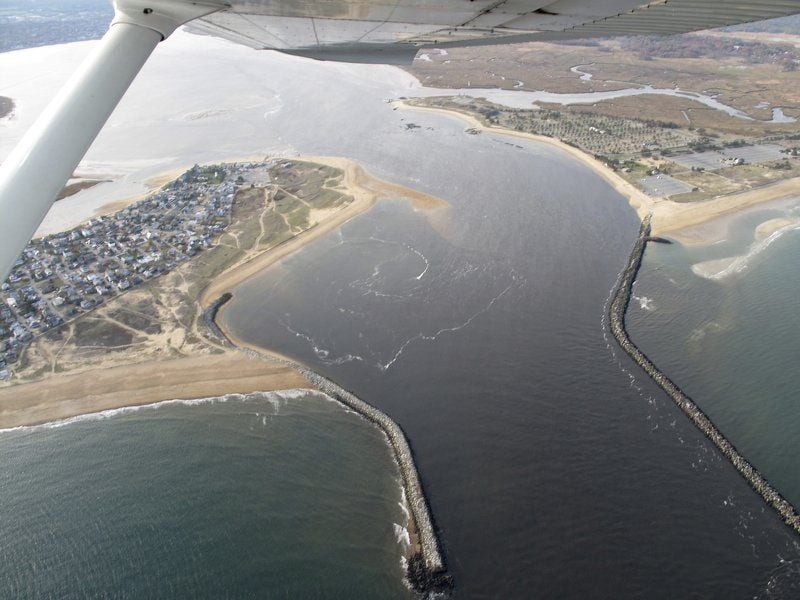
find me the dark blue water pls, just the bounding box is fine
[221,133,800,597]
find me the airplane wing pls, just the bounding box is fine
[1,0,799,283]
[189,0,800,63]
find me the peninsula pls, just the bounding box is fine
[0,156,451,595]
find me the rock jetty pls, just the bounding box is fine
[300,369,453,595]
[206,296,452,596]
[610,215,800,536]
[203,292,232,342]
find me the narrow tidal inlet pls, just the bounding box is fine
[1,35,800,596]
[221,114,800,598]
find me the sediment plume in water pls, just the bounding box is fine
[609,215,800,536]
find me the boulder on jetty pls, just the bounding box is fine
[406,554,454,596]
[643,235,672,244]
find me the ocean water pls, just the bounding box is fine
[628,202,800,510]
[0,391,413,599]
[221,113,800,598]
[3,29,800,597]
[0,0,112,53]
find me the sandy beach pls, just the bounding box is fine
[0,353,310,430]
[396,101,800,241]
[201,155,448,307]
[1,155,447,429]
[651,178,800,240]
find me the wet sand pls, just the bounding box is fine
[396,101,800,240]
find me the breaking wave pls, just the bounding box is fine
[0,389,319,434]
[691,222,800,281]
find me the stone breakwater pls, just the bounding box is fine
[206,297,451,596]
[610,215,800,536]
[299,369,452,595]
[203,292,233,342]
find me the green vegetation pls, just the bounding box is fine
[73,318,137,348]
[198,166,226,184]
[7,159,357,382]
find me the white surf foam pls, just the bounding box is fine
[0,389,317,434]
[393,523,411,547]
[691,221,800,281]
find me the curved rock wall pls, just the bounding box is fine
[206,298,450,594]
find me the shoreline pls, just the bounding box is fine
[609,215,800,537]
[395,101,800,240]
[201,155,448,307]
[197,155,452,593]
[651,178,800,243]
[0,345,451,593]
[0,154,451,595]
[212,324,451,594]
[0,353,310,429]
[395,100,653,221]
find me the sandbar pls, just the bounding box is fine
[755,216,800,241]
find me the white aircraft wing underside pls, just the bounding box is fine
[189,0,800,61]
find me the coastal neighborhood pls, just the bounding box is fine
[0,162,269,380]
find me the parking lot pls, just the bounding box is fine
[669,144,786,171]
[640,174,694,197]
[669,150,728,170]
[720,144,785,164]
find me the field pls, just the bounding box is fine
[406,34,800,136]
[405,30,800,204]
[7,161,354,382]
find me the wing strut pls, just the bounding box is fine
[0,0,224,282]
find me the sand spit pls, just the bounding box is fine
[609,215,800,536]
[0,353,309,430]
[201,156,448,307]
